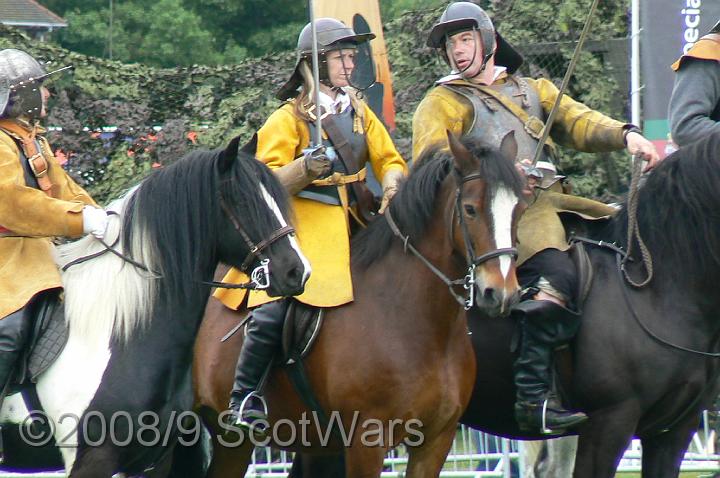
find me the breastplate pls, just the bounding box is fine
[442,78,553,164]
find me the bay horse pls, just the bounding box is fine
[0,137,310,477]
[291,132,720,477]
[190,133,526,477]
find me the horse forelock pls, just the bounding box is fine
[219,150,292,246]
[352,139,522,268]
[610,133,720,285]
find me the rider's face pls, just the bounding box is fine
[40,86,50,118]
[446,30,485,78]
[326,48,355,88]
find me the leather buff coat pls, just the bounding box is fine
[412,75,625,264]
[215,98,407,309]
[0,122,95,319]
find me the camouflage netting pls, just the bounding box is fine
[0,0,632,204]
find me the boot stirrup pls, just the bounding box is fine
[236,391,268,426]
[541,398,552,434]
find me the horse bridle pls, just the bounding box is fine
[63,183,296,291]
[385,170,517,310]
[201,183,296,290]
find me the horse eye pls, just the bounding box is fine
[464,204,477,217]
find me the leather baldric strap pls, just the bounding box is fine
[0,120,54,197]
[321,114,378,226]
[0,121,56,236]
[444,81,557,154]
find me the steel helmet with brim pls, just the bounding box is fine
[0,49,72,120]
[427,2,523,76]
[276,18,376,101]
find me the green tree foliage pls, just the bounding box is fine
[4,0,633,203]
[43,0,305,66]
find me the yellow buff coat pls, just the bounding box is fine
[412,76,624,264]
[0,123,96,319]
[215,99,407,309]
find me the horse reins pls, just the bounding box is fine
[571,236,720,358]
[384,171,517,310]
[63,180,296,291]
[621,154,654,287]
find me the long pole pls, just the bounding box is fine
[308,0,322,148]
[630,0,641,127]
[108,0,113,60]
[531,0,601,166]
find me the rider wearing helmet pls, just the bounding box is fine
[218,18,407,432]
[669,19,720,147]
[0,49,108,422]
[414,2,660,435]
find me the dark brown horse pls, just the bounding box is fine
[187,134,526,477]
[285,132,720,477]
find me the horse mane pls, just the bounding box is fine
[607,132,720,282]
[352,139,523,268]
[57,148,288,343]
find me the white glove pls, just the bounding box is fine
[82,206,110,239]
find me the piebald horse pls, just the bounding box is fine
[0,137,310,477]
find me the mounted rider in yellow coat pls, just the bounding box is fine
[216,18,408,430]
[0,49,109,414]
[414,3,660,435]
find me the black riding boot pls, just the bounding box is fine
[513,300,588,434]
[228,299,289,433]
[0,307,32,463]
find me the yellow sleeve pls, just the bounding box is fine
[362,104,408,181]
[256,104,309,170]
[0,138,86,237]
[412,87,470,163]
[529,78,626,152]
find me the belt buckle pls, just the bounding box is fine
[524,116,545,139]
[28,153,48,178]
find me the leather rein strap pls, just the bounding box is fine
[572,235,720,358]
[385,172,517,310]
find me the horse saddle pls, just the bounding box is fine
[280,301,324,364]
[559,211,609,311]
[15,296,69,387]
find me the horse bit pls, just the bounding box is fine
[385,170,517,310]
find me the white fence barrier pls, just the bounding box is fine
[2,418,719,477]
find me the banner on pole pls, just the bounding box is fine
[312,0,396,131]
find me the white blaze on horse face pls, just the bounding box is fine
[490,186,519,280]
[259,184,312,281]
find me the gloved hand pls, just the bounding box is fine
[379,169,404,214]
[82,206,110,239]
[302,146,331,179]
[515,159,543,198]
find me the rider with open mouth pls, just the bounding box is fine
[414,1,660,435]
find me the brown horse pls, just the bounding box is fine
[281,132,720,477]
[187,133,526,477]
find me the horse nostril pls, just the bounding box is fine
[483,287,497,301]
[287,266,301,283]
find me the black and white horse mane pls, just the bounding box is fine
[56,147,289,343]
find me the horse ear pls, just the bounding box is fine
[499,131,518,162]
[240,133,258,157]
[446,130,474,172]
[218,135,242,173]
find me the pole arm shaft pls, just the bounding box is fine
[531,0,601,166]
[308,0,323,148]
